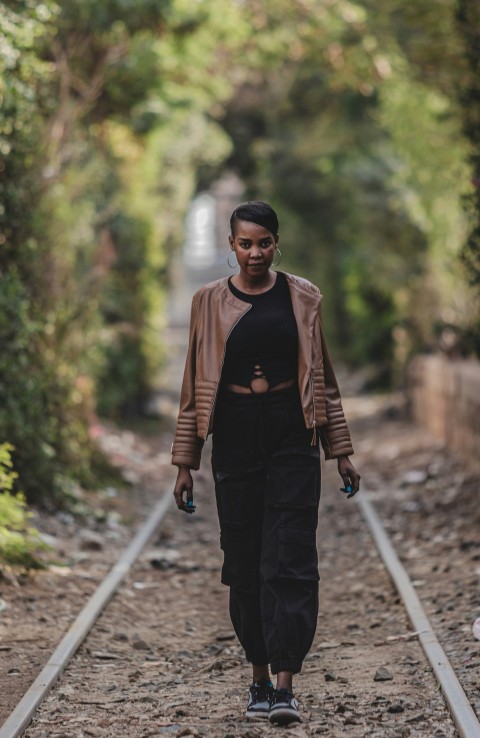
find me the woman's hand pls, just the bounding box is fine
[337,456,361,499]
[173,466,196,513]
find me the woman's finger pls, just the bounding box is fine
[174,485,196,513]
[174,483,187,509]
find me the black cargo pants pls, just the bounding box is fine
[211,385,321,675]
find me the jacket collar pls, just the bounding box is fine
[284,272,322,308]
[210,271,322,310]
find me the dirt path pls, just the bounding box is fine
[11,395,472,737]
[345,395,480,726]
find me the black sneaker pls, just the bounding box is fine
[246,678,274,719]
[268,687,301,725]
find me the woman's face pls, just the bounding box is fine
[229,220,278,278]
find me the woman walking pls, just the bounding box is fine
[172,201,360,725]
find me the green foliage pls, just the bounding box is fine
[456,0,480,286]
[0,2,55,269]
[217,0,477,377]
[0,0,242,502]
[1,0,479,510]
[0,269,100,500]
[0,443,46,570]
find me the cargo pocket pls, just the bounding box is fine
[277,527,319,581]
[268,447,320,509]
[220,525,259,593]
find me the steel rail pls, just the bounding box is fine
[357,493,480,738]
[0,489,172,738]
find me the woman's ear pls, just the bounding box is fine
[228,235,234,249]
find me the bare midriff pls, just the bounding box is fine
[226,364,295,394]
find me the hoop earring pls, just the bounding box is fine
[227,251,238,268]
[273,247,282,266]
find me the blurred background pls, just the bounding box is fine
[1,0,480,512]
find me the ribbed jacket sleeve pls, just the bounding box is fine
[171,299,204,469]
[318,306,354,460]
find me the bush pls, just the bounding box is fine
[0,269,100,502]
[0,443,46,570]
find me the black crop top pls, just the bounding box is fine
[221,272,298,389]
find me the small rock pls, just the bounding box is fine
[324,671,336,682]
[472,617,480,640]
[150,549,181,570]
[402,470,427,485]
[374,666,393,681]
[388,703,405,713]
[371,696,390,704]
[132,639,150,651]
[178,649,192,659]
[317,641,342,649]
[91,650,119,660]
[79,531,104,551]
[207,643,224,655]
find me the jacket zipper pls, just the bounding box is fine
[310,374,317,446]
[204,305,252,439]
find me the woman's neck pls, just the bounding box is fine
[231,270,277,295]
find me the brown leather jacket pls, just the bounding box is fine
[171,271,354,469]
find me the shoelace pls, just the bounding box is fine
[250,680,273,701]
[270,688,294,706]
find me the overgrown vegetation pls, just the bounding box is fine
[0,0,479,510]
[0,0,235,502]
[0,444,45,569]
[218,1,476,376]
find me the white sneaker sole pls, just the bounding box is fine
[269,707,301,725]
[246,709,269,720]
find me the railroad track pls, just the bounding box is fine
[1,477,479,738]
[358,495,480,738]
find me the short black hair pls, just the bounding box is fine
[230,201,279,238]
